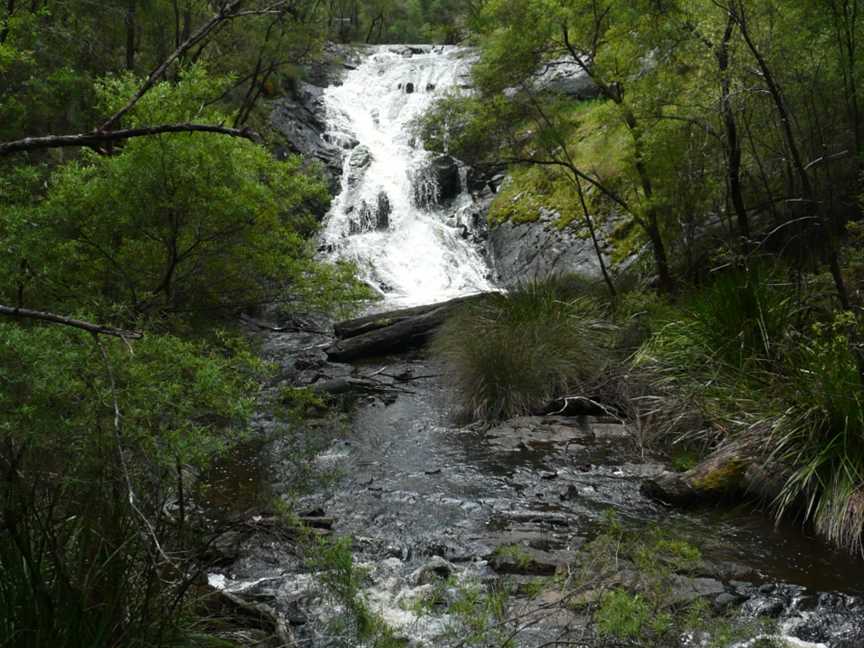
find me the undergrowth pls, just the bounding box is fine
[636,264,864,554]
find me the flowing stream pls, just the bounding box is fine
[320,45,493,307]
[205,47,864,648]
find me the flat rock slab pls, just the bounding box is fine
[484,415,634,454]
[490,545,578,576]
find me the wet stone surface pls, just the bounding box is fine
[202,323,864,647]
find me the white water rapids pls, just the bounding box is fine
[320,45,494,308]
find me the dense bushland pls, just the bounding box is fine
[0,4,376,644]
[433,266,864,555]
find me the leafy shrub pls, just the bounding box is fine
[640,267,796,374]
[433,278,611,421]
[0,324,261,647]
[0,66,362,324]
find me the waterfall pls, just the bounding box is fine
[320,45,494,308]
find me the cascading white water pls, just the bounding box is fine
[321,45,494,308]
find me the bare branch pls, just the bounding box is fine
[0,123,259,157]
[0,304,143,339]
[100,0,247,131]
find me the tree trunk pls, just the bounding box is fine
[327,294,490,362]
[561,25,674,294]
[716,15,750,242]
[0,0,15,44]
[733,1,851,310]
[641,437,784,506]
[573,173,617,298]
[125,0,136,71]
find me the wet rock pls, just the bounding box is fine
[430,155,462,203]
[742,595,787,618]
[323,130,359,150]
[348,190,391,235]
[484,416,600,451]
[490,545,575,576]
[488,207,611,287]
[270,78,347,195]
[668,575,726,604]
[207,530,246,565]
[299,42,361,87]
[713,592,742,611]
[413,155,462,208]
[376,191,391,230]
[412,556,455,585]
[390,45,429,57]
[534,57,601,99]
[346,145,373,189]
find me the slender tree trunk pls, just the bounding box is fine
[562,25,675,294]
[573,173,616,298]
[621,108,675,294]
[732,0,864,383]
[716,15,750,242]
[828,0,862,158]
[172,0,181,48]
[182,2,191,43]
[0,0,15,44]
[125,0,136,71]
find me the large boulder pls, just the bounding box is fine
[271,81,342,192]
[487,207,607,287]
[413,155,462,208]
[349,190,391,235]
[269,45,366,195]
[534,57,600,99]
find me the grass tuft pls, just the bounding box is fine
[637,265,864,554]
[433,278,612,421]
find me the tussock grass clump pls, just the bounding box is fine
[637,266,864,554]
[766,314,864,553]
[433,278,612,422]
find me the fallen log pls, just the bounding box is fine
[327,292,491,362]
[311,376,412,396]
[334,293,487,339]
[641,437,785,506]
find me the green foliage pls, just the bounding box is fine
[767,312,864,553]
[640,267,796,373]
[0,24,365,646]
[2,67,339,322]
[0,323,262,647]
[304,535,402,646]
[445,580,511,647]
[433,278,611,421]
[492,544,534,569]
[327,0,480,44]
[595,590,653,639]
[576,516,774,647]
[637,267,864,553]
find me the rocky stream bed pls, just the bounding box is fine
[198,312,864,648]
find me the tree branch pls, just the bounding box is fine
[100,0,248,131]
[0,123,259,156]
[0,305,143,339]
